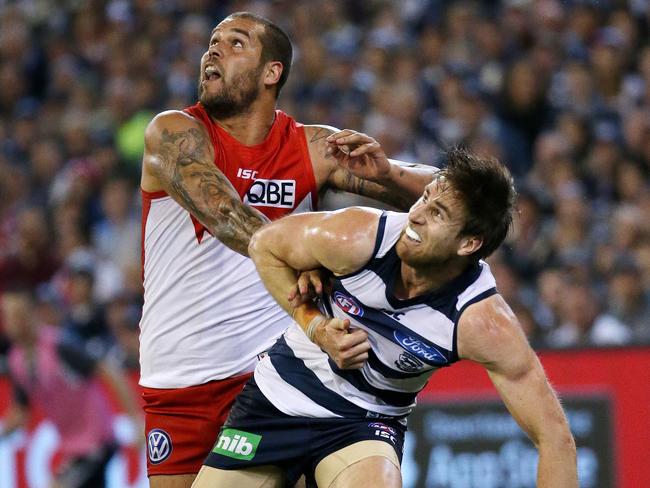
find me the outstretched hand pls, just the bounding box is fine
[313,317,370,370]
[326,130,391,182]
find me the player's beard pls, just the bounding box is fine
[199,64,264,119]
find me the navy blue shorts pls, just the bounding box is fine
[203,378,406,486]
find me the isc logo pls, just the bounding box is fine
[244,179,296,208]
[237,168,259,179]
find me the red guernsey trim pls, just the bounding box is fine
[296,124,319,211]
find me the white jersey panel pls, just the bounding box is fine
[254,358,339,418]
[139,195,291,388]
[255,325,412,418]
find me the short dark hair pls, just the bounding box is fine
[441,148,517,260]
[227,12,293,98]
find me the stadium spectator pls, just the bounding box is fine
[0,288,143,488]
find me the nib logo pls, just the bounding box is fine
[212,428,262,460]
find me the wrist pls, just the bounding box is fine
[292,304,326,343]
[305,315,326,343]
[372,162,396,185]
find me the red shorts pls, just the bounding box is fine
[142,373,252,476]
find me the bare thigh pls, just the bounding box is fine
[191,465,285,488]
[149,474,196,488]
[315,440,401,488]
[329,457,401,488]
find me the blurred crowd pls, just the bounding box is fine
[1,0,649,370]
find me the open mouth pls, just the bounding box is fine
[404,225,422,243]
[204,65,222,82]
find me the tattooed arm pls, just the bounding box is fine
[141,111,268,256]
[305,126,438,210]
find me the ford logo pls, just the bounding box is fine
[393,330,447,364]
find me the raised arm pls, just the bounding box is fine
[249,207,379,313]
[249,207,379,368]
[142,110,268,256]
[458,295,578,488]
[305,126,438,210]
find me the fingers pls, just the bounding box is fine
[344,340,371,358]
[287,285,298,302]
[326,130,374,146]
[349,141,380,157]
[328,317,350,332]
[290,270,325,305]
[344,358,369,370]
[297,272,311,296]
[336,345,370,370]
[307,271,323,295]
[322,321,371,369]
[326,130,378,158]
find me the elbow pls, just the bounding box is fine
[248,228,265,264]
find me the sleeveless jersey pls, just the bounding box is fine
[254,210,498,419]
[139,104,319,388]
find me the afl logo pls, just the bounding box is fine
[334,291,364,317]
[147,429,172,464]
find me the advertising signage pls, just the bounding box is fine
[402,396,612,488]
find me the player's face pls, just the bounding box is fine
[396,177,468,266]
[198,17,266,118]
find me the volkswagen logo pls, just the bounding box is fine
[147,429,173,464]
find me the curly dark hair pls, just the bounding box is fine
[440,148,517,260]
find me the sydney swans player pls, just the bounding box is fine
[139,11,436,487]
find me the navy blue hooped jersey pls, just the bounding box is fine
[254,209,498,420]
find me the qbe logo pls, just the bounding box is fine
[147,429,172,464]
[244,179,296,208]
[333,291,364,317]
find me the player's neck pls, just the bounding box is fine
[397,260,467,299]
[212,98,277,146]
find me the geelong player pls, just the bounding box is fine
[139,11,436,488]
[194,149,578,488]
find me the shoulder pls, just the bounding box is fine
[303,124,339,143]
[314,206,383,275]
[318,206,382,233]
[145,110,206,141]
[277,206,382,243]
[457,294,528,364]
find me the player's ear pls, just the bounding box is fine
[457,235,483,257]
[263,61,283,88]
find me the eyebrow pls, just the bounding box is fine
[211,27,252,39]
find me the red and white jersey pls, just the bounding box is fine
[139,104,319,389]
